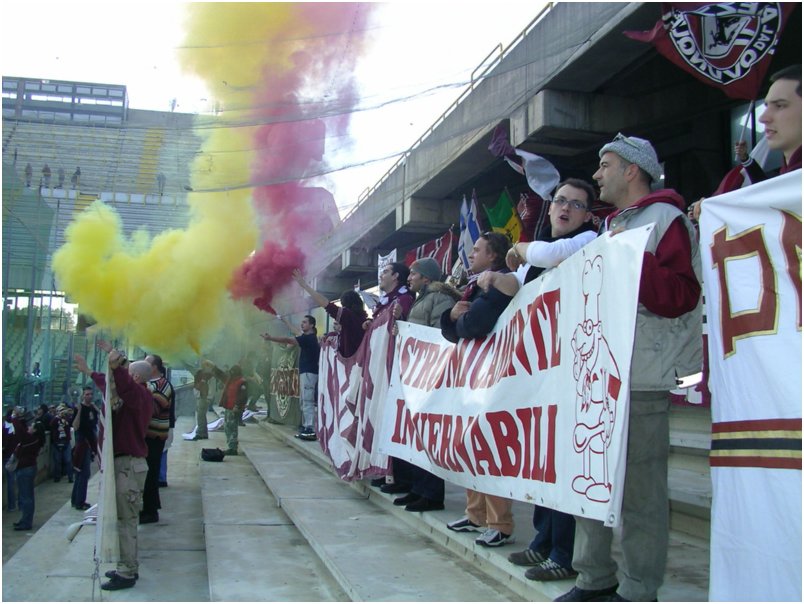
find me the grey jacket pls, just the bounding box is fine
[606,195,703,392]
[408,282,461,328]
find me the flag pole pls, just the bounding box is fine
[735,100,755,160]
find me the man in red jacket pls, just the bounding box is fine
[557,134,701,603]
[12,410,45,531]
[92,350,154,591]
[203,361,248,455]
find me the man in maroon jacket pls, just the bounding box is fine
[90,350,153,591]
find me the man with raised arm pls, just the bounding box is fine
[261,315,320,441]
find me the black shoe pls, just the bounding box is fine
[191,435,208,441]
[101,573,136,590]
[139,512,159,524]
[54,478,61,483]
[105,570,139,580]
[405,497,445,512]
[380,482,410,494]
[508,548,547,566]
[68,478,73,483]
[370,478,386,487]
[74,502,92,510]
[554,585,619,601]
[13,524,32,531]
[158,481,168,488]
[298,432,317,441]
[393,493,419,506]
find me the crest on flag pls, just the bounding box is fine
[625,3,795,99]
[404,228,454,276]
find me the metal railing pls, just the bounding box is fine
[344,2,554,220]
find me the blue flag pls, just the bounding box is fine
[458,192,481,272]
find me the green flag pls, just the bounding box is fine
[484,189,521,243]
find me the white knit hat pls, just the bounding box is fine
[599,133,663,183]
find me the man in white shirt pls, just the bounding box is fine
[481,178,597,296]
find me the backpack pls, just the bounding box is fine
[201,447,225,462]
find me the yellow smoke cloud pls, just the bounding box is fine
[53,4,324,361]
[53,191,257,360]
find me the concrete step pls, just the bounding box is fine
[199,445,349,601]
[238,431,524,601]
[253,420,710,601]
[2,416,210,602]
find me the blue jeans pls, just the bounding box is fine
[15,465,36,528]
[71,444,92,507]
[529,504,576,569]
[51,443,73,481]
[4,457,18,510]
[159,451,167,483]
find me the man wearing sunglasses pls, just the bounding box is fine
[556,134,702,602]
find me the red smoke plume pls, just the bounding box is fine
[228,4,375,313]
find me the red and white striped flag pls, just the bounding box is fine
[404,228,453,276]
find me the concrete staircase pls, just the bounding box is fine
[228,420,710,602]
[1,412,711,602]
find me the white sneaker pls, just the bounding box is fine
[446,516,483,532]
[475,528,515,547]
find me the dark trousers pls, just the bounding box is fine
[71,444,92,507]
[390,457,414,488]
[142,437,166,515]
[530,504,576,569]
[410,464,444,502]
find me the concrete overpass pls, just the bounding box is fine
[309,1,801,299]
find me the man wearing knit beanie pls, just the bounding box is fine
[389,256,460,512]
[409,257,443,282]
[598,133,663,184]
[556,135,702,602]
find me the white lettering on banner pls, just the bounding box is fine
[665,3,783,85]
[700,170,802,601]
[377,228,653,527]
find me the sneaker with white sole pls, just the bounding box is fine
[475,528,515,547]
[508,548,548,566]
[524,558,578,581]
[446,516,483,532]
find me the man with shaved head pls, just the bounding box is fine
[76,344,153,591]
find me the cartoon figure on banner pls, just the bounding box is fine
[570,255,622,503]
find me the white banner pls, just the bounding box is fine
[95,368,118,564]
[378,227,653,526]
[700,170,802,602]
[377,249,397,283]
[317,310,394,480]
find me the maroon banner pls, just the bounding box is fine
[317,309,396,480]
[404,228,453,276]
[625,3,794,100]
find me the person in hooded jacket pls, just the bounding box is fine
[556,134,702,603]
